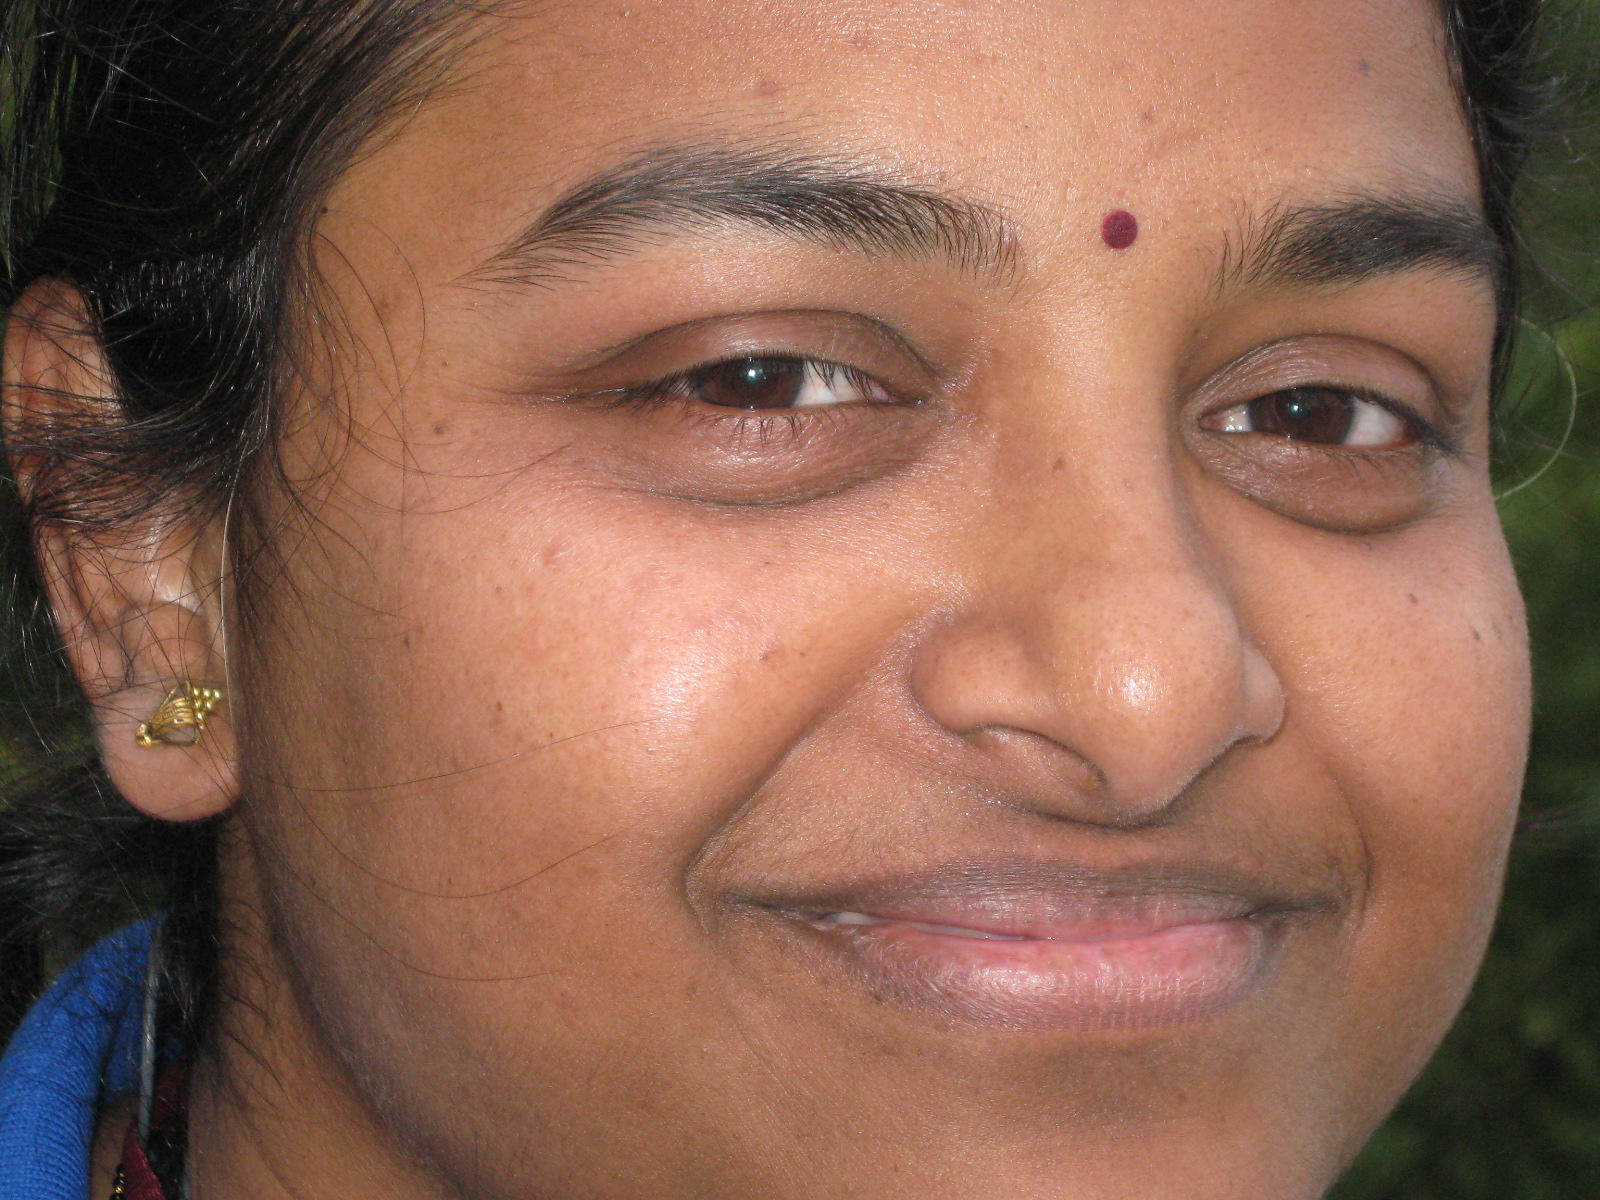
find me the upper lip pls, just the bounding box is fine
[729,856,1338,939]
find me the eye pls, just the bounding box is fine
[669,356,894,410]
[1210,386,1416,449]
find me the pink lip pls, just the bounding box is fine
[738,864,1326,1031]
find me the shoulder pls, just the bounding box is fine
[0,922,153,1200]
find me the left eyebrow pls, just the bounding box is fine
[1220,194,1505,297]
[465,140,1020,288]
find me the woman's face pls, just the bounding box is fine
[207,1,1529,1196]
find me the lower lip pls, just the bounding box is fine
[780,909,1272,1030]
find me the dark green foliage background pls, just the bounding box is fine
[0,3,1597,1196]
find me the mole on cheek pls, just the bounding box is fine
[1101,209,1139,250]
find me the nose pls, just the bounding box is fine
[909,475,1284,827]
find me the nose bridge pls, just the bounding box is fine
[913,445,1283,823]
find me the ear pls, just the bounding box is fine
[2,279,238,822]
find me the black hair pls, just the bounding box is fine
[0,0,1559,1050]
[0,0,483,1045]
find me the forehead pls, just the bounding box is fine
[344,0,1476,266]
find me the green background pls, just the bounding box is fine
[2,4,1598,1196]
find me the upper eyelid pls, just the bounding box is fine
[1195,335,1443,397]
[553,309,942,380]
[1192,335,1471,436]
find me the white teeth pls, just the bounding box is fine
[813,912,1027,941]
[817,911,889,926]
[905,920,1026,942]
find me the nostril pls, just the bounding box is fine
[1239,642,1288,748]
[906,520,1285,828]
[960,722,1110,809]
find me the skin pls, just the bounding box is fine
[2,0,1531,1197]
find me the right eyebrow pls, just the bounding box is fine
[1219,194,1506,298]
[464,141,1020,288]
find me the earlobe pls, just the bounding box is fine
[3,279,240,823]
[97,654,238,823]
[136,681,225,749]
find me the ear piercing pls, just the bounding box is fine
[135,682,223,748]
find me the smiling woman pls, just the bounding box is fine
[0,2,1552,1199]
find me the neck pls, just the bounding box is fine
[187,852,460,1200]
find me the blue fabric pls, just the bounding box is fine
[0,920,154,1200]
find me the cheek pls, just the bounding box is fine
[1353,542,1527,963]
[238,468,912,969]
[1239,508,1529,1106]
[1271,528,1529,880]
[231,463,937,1183]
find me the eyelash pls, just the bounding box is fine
[579,363,857,457]
[1204,383,1456,457]
[1397,399,1459,457]
[587,356,1457,463]
[594,355,902,413]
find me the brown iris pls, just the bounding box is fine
[1247,387,1364,445]
[688,357,808,409]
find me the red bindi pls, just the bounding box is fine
[1101,209,1139,250]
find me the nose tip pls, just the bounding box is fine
[910,572,1285,826]
[1071,632,1284,820]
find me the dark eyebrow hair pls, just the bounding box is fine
[470,144,1501,310]
[1221,194,1506,298]
[467,141,1020,287]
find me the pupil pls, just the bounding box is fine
[1251,387,1355,444]
[696,357,805,409]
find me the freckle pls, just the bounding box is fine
[1052,457,1066,472]
[1358,58,1371,75]
[1472,628,1483,641]
[433,421,448,436]
[495,699,505,712]
[1140,108,1155,123]
[1101,209,1138,250]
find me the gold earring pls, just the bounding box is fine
[135,682,223,748]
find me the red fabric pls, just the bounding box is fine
[116,1126,166,1200]
[115,1061,189,1200]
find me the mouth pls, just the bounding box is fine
[733,862,1331,1031]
